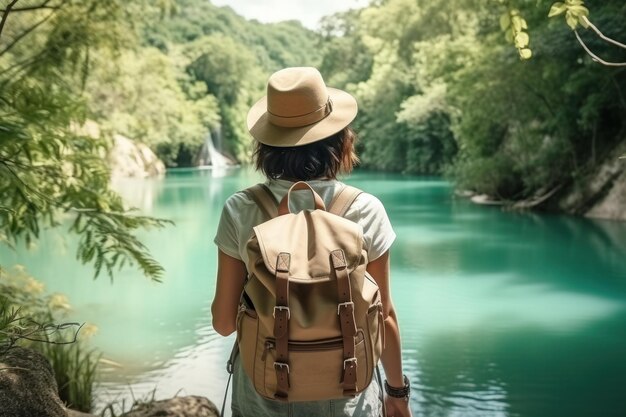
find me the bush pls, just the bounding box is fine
[0,266,100,412]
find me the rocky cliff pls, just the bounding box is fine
[551,139,626,221]
[108,134,166,179]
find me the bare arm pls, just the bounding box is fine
[367,250,412,417]
[211,249,246,336]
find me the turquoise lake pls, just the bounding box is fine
[2,168,626,416]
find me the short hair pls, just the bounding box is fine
[253,127,359,181]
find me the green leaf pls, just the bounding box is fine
[565,11,578,29]
[515,32,530,48]
[548,2,567,17]
[568,5,589,17]
[520,18,528,30]
[499,13,511,30]
[519,48,532,60]
[512,16,523,32]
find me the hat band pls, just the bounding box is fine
[267,97,333,128]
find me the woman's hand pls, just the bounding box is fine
[385,395,413,417]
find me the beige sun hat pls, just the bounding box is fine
[247,67,358,147]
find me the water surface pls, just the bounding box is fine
[2,168,626,416]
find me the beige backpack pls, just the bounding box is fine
[234,181,385,402]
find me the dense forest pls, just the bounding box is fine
[321,0,626,203]
[3,0,624,200]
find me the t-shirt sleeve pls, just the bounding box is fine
[213,195,242,260]
[352,193,396,261]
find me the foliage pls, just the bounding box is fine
[85,47,220,167]
[548,0,590,30]
[100,387,159,417]
[499,7,532,59]
[319,0,625,200]
[184,34,265,161]
[146,0,322,71]
[0,0,173,281]
[0,265,99,412]
[135,0,324,163]
[39,341,100,412]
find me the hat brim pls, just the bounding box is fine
[247,87,358,147]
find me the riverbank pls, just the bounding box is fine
[460,139,626,221]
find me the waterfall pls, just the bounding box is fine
[200,129,231,169]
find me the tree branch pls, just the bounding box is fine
[0,0,58,13]
[0,9,55,57]
[574,30,626,67]
[582,16,626,50]
[0,0,20,41]
[0,49,48,78]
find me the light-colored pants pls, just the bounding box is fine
[231,357,384,417]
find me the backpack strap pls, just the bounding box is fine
[273,253,291,399]
[332,249,358,395]
[221,342,239,417]
[243,183,278,219]
[328,184,363,217]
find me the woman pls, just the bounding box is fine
[212,67,412,417]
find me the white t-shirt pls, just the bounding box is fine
[214,178,396,266]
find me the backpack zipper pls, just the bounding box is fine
[261,337,346,361]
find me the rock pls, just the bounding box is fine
[120,396,219,417]
[0,346,68,417]
[584,160,626,221]
[470,194,504,206]
[65,409,96,417]
[553,139,626,221]
[74,120,166,179]
[109,134,166,179]
[454,189,475,198]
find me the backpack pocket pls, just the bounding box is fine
[367,302,384,368]
[259,330,370,401]
[236,306,264,389]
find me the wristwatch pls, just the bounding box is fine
[384,374,410,400]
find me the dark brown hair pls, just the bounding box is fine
[253,127,359,181]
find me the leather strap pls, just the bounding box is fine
[328,185,362,217]
[273,253,291,399]
[331,249,358,395]
[379,303,386,350]
[278,181,326,215]
[244,183,278,219]
[221,342,239,417]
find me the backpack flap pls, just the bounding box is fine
[250,210,365,281]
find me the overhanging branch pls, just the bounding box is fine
[0,9,55,56]
[0,0,20,40]
[582,16,626,50]
[575,30,626,67]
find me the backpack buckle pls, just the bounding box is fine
[274,361,290,374]
[343,357,357,369]
[273,306,291,319]
[337,301,354,315]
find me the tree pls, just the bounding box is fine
[86,46,220,167]
[318,0,625,200]
[0,0,171,281]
